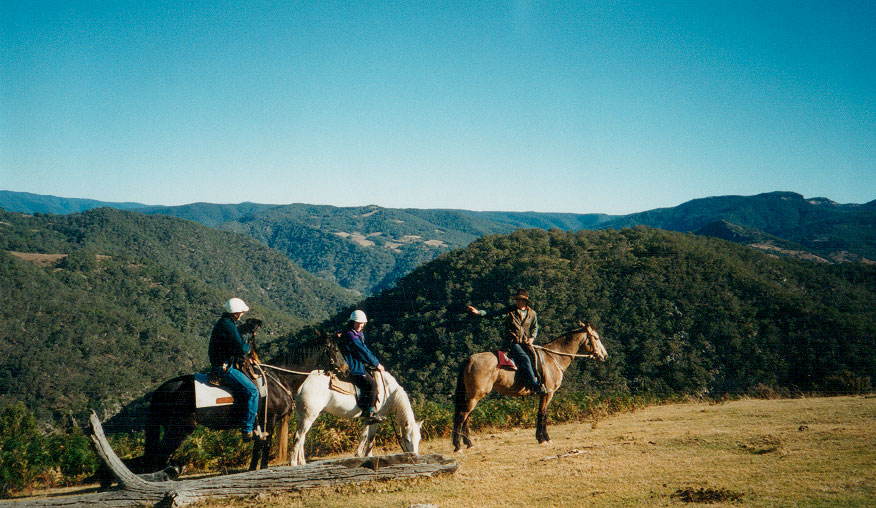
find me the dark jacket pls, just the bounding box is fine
[479,305,539,346]
[338,329,380,376]
[208,314,252,370]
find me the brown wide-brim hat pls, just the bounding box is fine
[512,289,530,301]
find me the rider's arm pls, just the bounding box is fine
[343,331,381,369]
[221,319,252,356]
[469,305,513,320]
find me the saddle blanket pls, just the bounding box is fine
[193,373,267,409]
[328,371,384,405]
[495,350,517,370]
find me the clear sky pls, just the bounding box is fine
[2,1,874,214]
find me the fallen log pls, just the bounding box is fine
[8,412,457,508]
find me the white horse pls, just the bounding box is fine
[290,370,422,465]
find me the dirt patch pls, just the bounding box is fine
[737,434,783,455]
[7,251,67,267]
[672,487,744,503]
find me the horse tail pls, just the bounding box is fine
[143,399,161,460]
[141,384,167,470]
[453,358,469,414]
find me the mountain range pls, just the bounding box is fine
[2,190,874,296]
[1,190,874,426]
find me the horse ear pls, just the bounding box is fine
[578,321,586,328]
[416,420,424,428]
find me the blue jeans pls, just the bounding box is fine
[509,343,540,388]
[218,367,259,432]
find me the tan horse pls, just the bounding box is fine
[452,322,608,451]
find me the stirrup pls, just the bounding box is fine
[360,410,385,424]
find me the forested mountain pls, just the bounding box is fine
[138,203,528,294]
[301,227,876,402]
[596,191,876,263]
[2,190,874,296]
[0,208,356,422]
[0,190,147,215]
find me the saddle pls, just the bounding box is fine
[198,347,268,409]
[328,370,384,406]
[495,346,545,378]
[495,350,517,370]
[194,373,267,409]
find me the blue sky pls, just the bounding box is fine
[2,1,874,214]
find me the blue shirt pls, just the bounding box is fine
[338,329,381,376]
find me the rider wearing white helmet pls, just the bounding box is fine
[337,310,385,424]
[209,298,260,440]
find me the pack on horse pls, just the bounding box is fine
[124,326,345,479]
[452,322,608,452]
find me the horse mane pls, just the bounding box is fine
[280,333,329,366]
[544,323,590,348]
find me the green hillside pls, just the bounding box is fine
[306,227,876,401]
[0,209,356,422]
[3,191,874,298]
[598,191,876,262]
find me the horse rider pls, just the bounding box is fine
[337,310,386,424]
[467,288,547,395]
[208,297,261,441]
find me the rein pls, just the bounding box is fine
[257,363,318,376]
[533,345,598,359]
[532,333,599,386]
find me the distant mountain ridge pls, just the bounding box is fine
[594,191,876,263]
[2,190,873,294]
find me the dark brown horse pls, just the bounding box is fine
[452,322,608,452]
[128,329,344,477]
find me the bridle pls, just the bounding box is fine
[533,326,601,360]
[532,326,601,386]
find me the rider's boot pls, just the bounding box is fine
[361,407,385,425]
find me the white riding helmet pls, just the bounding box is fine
[349,310,368,323]
[225,298,250,314]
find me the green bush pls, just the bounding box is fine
[1,403,50,496]
[46,428,100,485]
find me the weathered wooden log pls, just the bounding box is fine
[6,413,457,508]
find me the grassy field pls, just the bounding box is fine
[180,395,875,508]
[10,396,873,507]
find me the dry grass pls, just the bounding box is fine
[189,395,875,508]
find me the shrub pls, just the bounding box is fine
[0,403,50,496]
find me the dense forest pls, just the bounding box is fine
[3,191,875,296]
[2,200,875,427]
[303,227,876,402]
[0,208,356,423]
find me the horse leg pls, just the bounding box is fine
[356,423,380,457]
[255,415,276,470]
[155,416,197,468]
[453,363,483,452]
[248,436,265,471]
[536,392,555,444]
[453,395,482,452]
[290,410,319,466]
[259,431,273,470]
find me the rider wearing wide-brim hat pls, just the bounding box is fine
[208,297,261,440]
[467,288,546,395]
[337,310,386,424]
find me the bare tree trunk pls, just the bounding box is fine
[8,413,456,508]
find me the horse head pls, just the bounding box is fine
[577,321,608,361]
[401,419,423,454]
[317,329,349,375]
